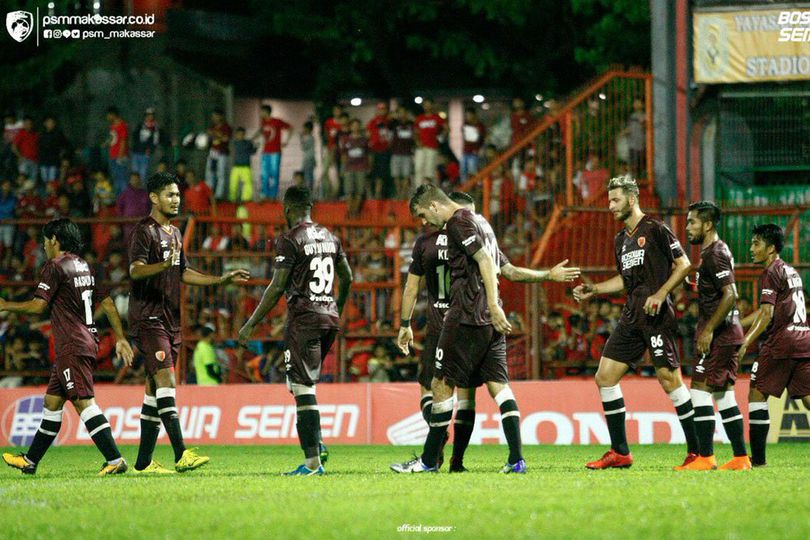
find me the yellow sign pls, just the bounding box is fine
[767,392,810,443]
[694,8,810,83]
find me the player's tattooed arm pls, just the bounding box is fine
[501,259,581,283]
[335,256,353,317]
[697,283,739,355]
[643,254,691,316]
[738,303,773,360]
[0,297,48,315]
[473,247,512,335]
[573,275,624,302]
[398,273,422,355]
[99,296,134,367]
[237,267,292,346]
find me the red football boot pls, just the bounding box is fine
[585,449,634,469]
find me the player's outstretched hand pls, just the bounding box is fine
[549,259,581,282]
[696,329,713,355]
[221,269,251,285]
[397,326,414,356]
[115,339,134,367]
[643,292,666,317]
[237,322,255,348]
[572,283,595,303]
[491,305,513,335]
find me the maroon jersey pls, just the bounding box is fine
[274,221,345,328]
[390,119,415,156]
[758,258,810,359]
[445,209,508,326]
[34,253,105,357]
[614,215,684,323]
[127,217,186,336]
[696,239,744,346]
[408,230,450,336]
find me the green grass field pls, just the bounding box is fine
[1,443,808,539]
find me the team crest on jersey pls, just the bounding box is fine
[637,237,646,248]
[156,351,166,362]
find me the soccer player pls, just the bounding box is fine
[738,224,810,467]
[397,191,579,472]
[238,186,352,476]
[573,175,698,469]
[680,201,749,471]
[2,219,134,476]
[129,172,250,474]
[392,185,529,474]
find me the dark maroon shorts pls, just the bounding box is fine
[283,324,338,386]
[601,310,680,369]
[136,327,182,376]
[435,323,507,388]
[418,333,440,389]
[752,356,810,398]
[46,354,96,401]
[692,344,740,388]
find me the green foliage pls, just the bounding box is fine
[0,443,808,538]
[571,0,651,71]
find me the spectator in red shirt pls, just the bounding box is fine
[461,107,486,181]
[104,106,129,196]
[320,104,344,199]
[253,104,291,200]
[579,152,610,202]
[389,106,414,199]
[206,108,232,201]
[366,102,392,199]
[413,98,447,185]
[13,116,39,183]
[510,97,534,146]
[183,169,215,216]
[342,118,370,217]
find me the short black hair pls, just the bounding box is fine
[106,106,119,116]
[284,186,312,209]
[409,184,451,214]
[449,191,474,206]
[688,200,721,227]
[146,172,179,195]
[752,223,784,253]
[261,104,272,114]
[42,218,84,254]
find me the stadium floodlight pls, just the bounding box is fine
[598,93,607,100]
[535,94,543,101]
[93,1,100,10]
[414,96,423,104]
[473,94,485,103]
[350,97,362,106]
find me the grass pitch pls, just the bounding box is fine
[1,443,808,539]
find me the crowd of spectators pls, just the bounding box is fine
[0,94,649,386]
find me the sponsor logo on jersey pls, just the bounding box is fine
[621,249,645,271]
[637,236,646,248]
